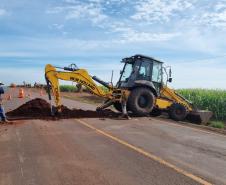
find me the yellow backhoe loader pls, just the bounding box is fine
[45,54,212,124]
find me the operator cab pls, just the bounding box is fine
[117,55,163,93]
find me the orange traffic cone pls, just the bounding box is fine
[18,88,25,98]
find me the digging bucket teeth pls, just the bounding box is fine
[186,110,213,124]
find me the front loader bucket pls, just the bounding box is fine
[186,110,213,124]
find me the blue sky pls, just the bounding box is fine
[0,0,226,88]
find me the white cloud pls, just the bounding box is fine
[65,4,107,24]
[121,29,179,42]
[46,7,64,14]
[131,0,193,23]
[215,1,226,11]
[64,0,77,3]
[46,3,180,43]
[0,9,7,16]
[130,0,226,30]
[51,23,64,30]
[196,5,226,29]
[110,23,179,42]
[47,3,107,25]
[88,0,129,4]
[45,0,185,43]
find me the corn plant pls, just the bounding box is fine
[177,89,226,121]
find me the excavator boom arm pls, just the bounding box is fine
[45,64,113,111]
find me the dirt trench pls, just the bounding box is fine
[6,98,119,120]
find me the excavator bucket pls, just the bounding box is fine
[186,110,213,124]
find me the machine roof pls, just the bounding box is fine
[122,54,163,64]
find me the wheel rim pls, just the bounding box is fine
[176,108,183,115]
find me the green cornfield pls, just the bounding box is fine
[177,89,226,121]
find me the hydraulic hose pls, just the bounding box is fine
[92,76,111,89]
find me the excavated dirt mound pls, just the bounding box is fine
[7,98,51,118]
[7,98,119,120]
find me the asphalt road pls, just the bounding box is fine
[1,88,226,185]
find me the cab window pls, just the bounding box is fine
[138,61,152,80]
[152,62,162,83]
[121,63,133,82]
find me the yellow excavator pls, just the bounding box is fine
[45,54,212,123]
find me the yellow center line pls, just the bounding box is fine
[76,119,212,185]
[153,118,226,138]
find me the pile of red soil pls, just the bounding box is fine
[6,98,119,120]
[59,105,118,119]
[7,98,51,118]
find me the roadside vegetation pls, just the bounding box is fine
[60,85,109,93]
[60,85,226,128]
[178,89,226,128]
[60,85,105,104]
[60,85,77,92]
[209,121,225,129]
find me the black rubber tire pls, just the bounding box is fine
[150,108,162,117]
[169,103,187,121]
[127,87,155,116]
[113,102,122,112]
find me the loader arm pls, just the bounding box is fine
[155,85,212,124]
[45,64,113,112]
[159,85,193,111]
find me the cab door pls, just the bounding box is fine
[137,60,153,81]
[151,61,163,93]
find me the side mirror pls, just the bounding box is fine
[120,70,123,75]
[168,68,172,82]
